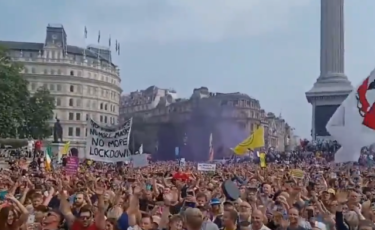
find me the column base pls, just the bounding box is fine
[306,89,350,140]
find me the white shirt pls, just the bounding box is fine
[28,140,34,152]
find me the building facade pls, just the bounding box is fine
[120,86,292,160]
[0,24,122,154]
[305,0,353,140]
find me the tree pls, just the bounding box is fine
[0,45,56,139]
[19,87,56,139]
[0,46,30,138]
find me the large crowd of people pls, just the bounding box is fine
[0,141,374,230]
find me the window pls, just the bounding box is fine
[75,128,81,137]
[104,104,108,111]
[24,67,29,73]
[86,100,90,108]
[78,71,82,77]
[44,69,48,74]
[68,113,74,120]
[104,116,107,123]
[100,115,103,122]
[31,83,36,90]
[50,69,55,75]
[56,98,61,106]
[100,103,103,110]
[113,106,116,113]
[69,98,73,106]
[57,84,62,91]
[57,69,62,75]
[85,128,88,136]
[70,85,74,92]
[77,85,82,94]
[31,67,36,73]
[43,83,47,88]
[70,70,74,76]
[49,84,55,91]
[76,99,81,107]
[68,127,73,136]
[76,113,81,121]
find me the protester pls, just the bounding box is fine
[0,140,374,230]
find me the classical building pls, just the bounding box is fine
[306,0,353,140]
[0,24,122,154]
[120,86,292,160]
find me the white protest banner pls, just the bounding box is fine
[197,163,216,172]
[179,158,186,169]
[130,154,149,168]
[85,118,132,162]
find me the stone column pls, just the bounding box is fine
[320,0,345,78]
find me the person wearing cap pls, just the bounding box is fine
[210,198,223,228]
[152,215,161,229]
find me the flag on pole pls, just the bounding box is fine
[84,26,88,39]
[139,144,143,154]
[326,68,373,163]
[61,141,71,156]
[117,43,120,55]
[109,36,111,47]
[232,126,265,155]
[98,31,101,43]
[115,40,118,52]
[45,145,52,171]
[208,133,214,161]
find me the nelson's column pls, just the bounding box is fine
[306,0,353,140]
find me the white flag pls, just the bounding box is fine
[326,69,375,163]
[139,144,143,154]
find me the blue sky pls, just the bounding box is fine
[1,0,375,138]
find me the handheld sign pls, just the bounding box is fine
[85,118,132,163]
[290,169,305,179]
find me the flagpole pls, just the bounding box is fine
[97,30,101,62]
[83,26,87,61]
[108,35,112,63]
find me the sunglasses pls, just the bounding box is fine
[79,216,91,220]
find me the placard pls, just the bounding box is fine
[65,156,79,175]
[85,118,132,162]
[197,163,216,172]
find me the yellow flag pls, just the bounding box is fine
[233,126,264,155]
[61,141,70,155]
[259,152,266,168]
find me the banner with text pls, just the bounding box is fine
[85,118,132,162]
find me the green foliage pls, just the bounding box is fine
[19,87,56,139]
[0,45,55,139]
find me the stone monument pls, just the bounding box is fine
[305,0,353,140]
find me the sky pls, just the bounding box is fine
[1,0,375,138]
